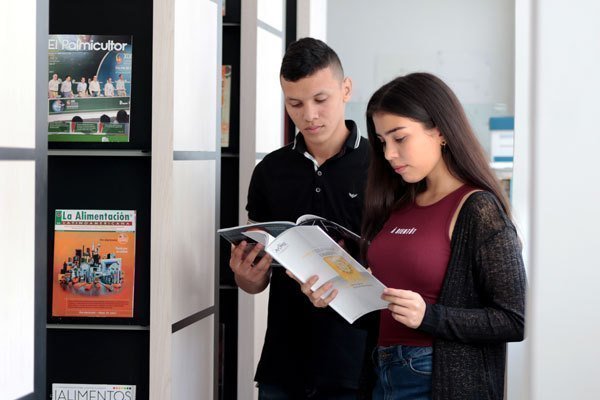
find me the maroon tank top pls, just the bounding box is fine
[367,185,475,346]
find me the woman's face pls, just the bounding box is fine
[372,112,445,183]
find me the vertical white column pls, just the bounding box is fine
[509,0,532,398]
[525,1,600,399]
[296,0,327,41]
[153,0,221,398]
[238,1,285,399]
[151,0,175,397]
[171,0,220,399]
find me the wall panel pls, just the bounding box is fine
[0,161,35,399]
[172,159,216,322]
[172,316,215,400]
[173,0,219,152]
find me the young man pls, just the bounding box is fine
[229,38,376,399]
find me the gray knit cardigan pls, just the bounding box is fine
[417,191,527,400]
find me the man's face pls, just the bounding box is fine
[281,66,351,149]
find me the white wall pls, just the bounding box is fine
[326,0,514,155]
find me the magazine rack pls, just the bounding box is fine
[46,0,154,397]
[46,0,221,399]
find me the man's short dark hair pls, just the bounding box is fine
[280,37,344,82]
[100,114,111,123]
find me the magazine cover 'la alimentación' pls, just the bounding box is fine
[48,34,133,142]
[52,210,136,318]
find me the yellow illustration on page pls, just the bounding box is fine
[323,255,364,283]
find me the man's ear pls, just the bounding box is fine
[342,77,352,102]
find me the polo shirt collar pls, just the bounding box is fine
[292,120,361,155]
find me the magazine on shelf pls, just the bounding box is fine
[218,215,388,323]
[52,383,136,399]
[221,65,232,147]
[48,34,133,143]
[51,209,136,318]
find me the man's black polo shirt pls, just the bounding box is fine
[247,120,375,390]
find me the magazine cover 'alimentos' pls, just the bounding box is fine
[52,210,136,318]
[52,383,136,400]
[48,34,133,143]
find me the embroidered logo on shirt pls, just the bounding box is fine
[390,227,417,235]
[348,193,358,198]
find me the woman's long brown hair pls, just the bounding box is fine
[361,73,511,260]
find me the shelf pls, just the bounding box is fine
[48,149,151,157]
[47,324,150,330]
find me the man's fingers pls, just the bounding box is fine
[301,276,319,295]
[244,242,263,261]
[230,241,248,265]
[320,288,338,305]
[252,254,272,274]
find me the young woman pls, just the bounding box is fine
[298,73,526,400]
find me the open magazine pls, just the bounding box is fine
[218,214,362,264]
[242,225,389,324]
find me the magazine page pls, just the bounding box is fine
[267,226,388,323]
[52,209,136,318]
[295,214,360,238]
[295,214,362,259]
[242,230,276,247]
[218,221,295,246]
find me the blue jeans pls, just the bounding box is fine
[372,345,433,400]
[258,383,360,400]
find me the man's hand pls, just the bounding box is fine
[229,241,272,294]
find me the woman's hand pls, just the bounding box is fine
[382,288,426,329]
[286,271,338,308]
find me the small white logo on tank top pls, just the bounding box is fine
[390,227,417,235]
